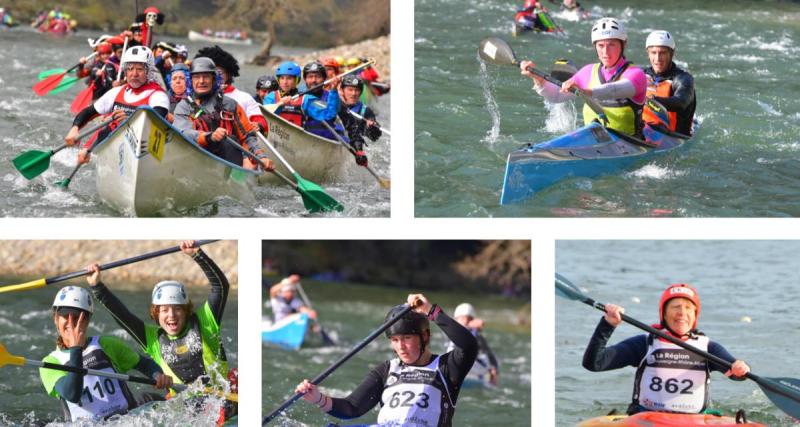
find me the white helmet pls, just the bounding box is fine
[646,30,676,51]
[279,278,295,293]
[454,303,476,319]
[53,286,94,314]
[591,17,627,43]
[152,280,189,305]
[121,46,154,68]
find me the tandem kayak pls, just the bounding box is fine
[92,107,259,216]
[499,120,698,205]
[262,313,309,350]
[577,412,766,427]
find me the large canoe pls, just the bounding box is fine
[93,107,259,216]
[259,105,351,184]
[500,121,698,205]
[262,313,309,350]
[187,30,252,45]
[577,412,766,426]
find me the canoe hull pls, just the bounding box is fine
[577,412,766,427]
[187,30,252,45]
[93,107,258,216]
[262,313,309,350]
[500,121,694,205]
[260,106,351,184]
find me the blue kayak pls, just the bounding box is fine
[262,313,309,350]
[499,121,697,205]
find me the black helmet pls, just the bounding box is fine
[341,74,363,89]
[384,305,429,339]
[191,57,217,75]
[302,61,326,79]
[256,75,279,91]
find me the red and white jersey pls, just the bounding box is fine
[224,86,261,119]
[93,83,169,115]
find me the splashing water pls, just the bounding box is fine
[478,55,502,144]
[544,101,577,134]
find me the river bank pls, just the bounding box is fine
[0,240,237,289]
[266,34,390,81]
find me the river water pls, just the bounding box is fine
[0,282,238,426]
[0,28,390,217]
[263,280,531,426]
[415,0,800,217]
[556,240,800,426]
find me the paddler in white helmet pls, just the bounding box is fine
[84,241,236,421]
[447,303,500,386]
[294,294,478,426]
[519,17,648,138]
[39,286,173,422]
[583,283,751,415]
[268,274,317,323]
[642,30,696,136]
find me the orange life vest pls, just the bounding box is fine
[642,79,678,131]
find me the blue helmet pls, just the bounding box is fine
[275,61,301,77]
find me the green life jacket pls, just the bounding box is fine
[583,62,643,137]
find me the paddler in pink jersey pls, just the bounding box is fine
[520,17,647,138]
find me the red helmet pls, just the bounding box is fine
[96,42,112,54]
[143,6,161,15]
[658,283,701,330]
[524,0,540,9]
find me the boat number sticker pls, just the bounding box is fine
[148,122,167,161]
[482,42,497,60]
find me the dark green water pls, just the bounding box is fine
[415,0,800,217]
[557,241,800,426]
[0,28,390,217]
[263,281,531,426]
[0,281,238,426]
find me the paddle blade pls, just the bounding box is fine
[38,68,67,80]
[33,71,68,96]
[478,37,519,66]
[551,59,578,82]
[758,377,800,420]
[11,150,54,180]
[0,278,48,294]
[70,84,94,114]
[263,103,280,114]
[320,328,336,346]
[0,343,26,368]
[555,273,586,301]
[48,76,80,95]
[293,173,344,213]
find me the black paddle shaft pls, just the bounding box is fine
[262,304,415,425]
[44,240,219,285]
[39,360,156,386]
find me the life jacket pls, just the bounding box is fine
[631,333,710,414]
[270,296,302,322]
[304,91,345,140]
[145,304,229,390]
[583,62,643,137]
[275,91,304,127]
[107,82,164,130]
[50,336,138,422]
[642,78,678,131]
[190,93,235,135]
[377,356,456,427]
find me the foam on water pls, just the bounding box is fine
[477,57,502,144]
[544,101,577,134]
[628,164,683,180]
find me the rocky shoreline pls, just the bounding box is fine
[265,35,390,81]
[0,241,237,290]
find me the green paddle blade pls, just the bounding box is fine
[292,173,344,213]
[38,68,67,80]
[48,76,80,95]
[11,149,54,180]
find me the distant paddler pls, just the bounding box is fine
[64,45,169,165]
[196,45,268,133]
[583,283,751,415]
[268,275,318,323]
[643,31,696,136]
[85,240,237,421]
[337,74,384,167]
[172,57,275,171]
[514,1,555,34]
[447,303,499,386]
[294,294,478,426]
[40,286,174,422]
[253,75,279,105]
[519,17,648,138]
